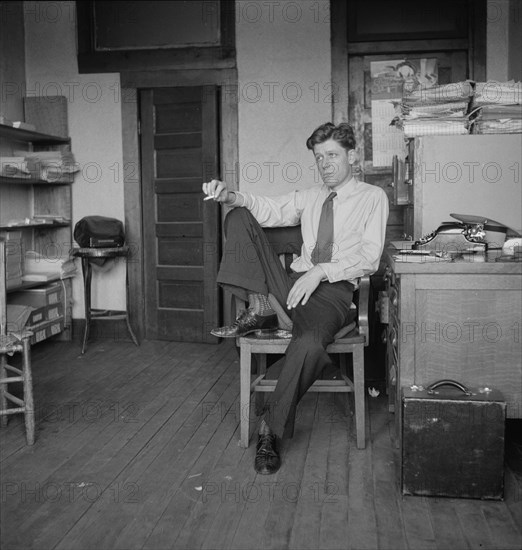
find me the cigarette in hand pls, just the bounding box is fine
[203,194,215,201]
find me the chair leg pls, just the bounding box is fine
[21,338,35,445]
[353,345,366,449]
[255,354,266,416]
[239,341,252,448]
[339,354,351,417]
[0,354,8,428]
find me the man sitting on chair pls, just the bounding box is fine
[202,122,389,475]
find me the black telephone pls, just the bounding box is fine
[414,216,487,254]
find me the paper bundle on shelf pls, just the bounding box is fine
[12,149,80,182]
[391,81,474,137]
[470,81,522,135]
[0,157,31,178]
[1,231,24,289]
[22,250,77,282]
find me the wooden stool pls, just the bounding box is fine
[1,238,35,444]
[72,246,139,354]
[0,333,34,445]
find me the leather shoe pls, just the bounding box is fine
[254,433,281,475]
[211,309,278,338]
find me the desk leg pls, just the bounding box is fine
[81,258,92,354]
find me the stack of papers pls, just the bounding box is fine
[4,216,71,227]
[401,119,469,137]
[391,81,474,137]
[22,250,77,281]
[0,157,30,178]
[10,150,80,182]
[1,231,23,288]
[470,81,522,134]
[404,81,474,104]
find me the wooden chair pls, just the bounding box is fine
[235,226,370,450]
[0,238,35,445]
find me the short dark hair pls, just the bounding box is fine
[306,122,356,151]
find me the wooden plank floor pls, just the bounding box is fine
[1,338,521,550]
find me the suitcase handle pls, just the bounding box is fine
[427,379,472,396]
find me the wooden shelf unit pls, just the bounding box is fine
[0,123,74,342]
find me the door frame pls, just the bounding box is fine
[120,69,238,341]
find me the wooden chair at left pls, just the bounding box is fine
[232,226,370,450]
[0,237,35,445]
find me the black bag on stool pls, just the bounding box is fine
[74,216,125,248]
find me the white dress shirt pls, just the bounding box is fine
[231,178,389,285]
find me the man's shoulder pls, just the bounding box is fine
[355,179,387,199]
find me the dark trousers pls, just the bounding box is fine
[217,208,354,439]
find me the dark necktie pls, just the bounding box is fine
[311,191,337,264]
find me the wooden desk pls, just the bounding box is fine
[383,250,522,428]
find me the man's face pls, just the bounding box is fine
[313,139,354,190]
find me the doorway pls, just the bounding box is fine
[139,86,221,342]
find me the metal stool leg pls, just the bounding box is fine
[81,257,92,354]
[125,259,139,347]
[74,246,139,351]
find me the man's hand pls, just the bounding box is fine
[202,179,232,203]
[286,266,325,309]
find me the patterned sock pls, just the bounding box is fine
[248,293,275,316]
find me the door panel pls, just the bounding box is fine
[140,86,220,342]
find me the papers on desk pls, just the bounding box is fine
[393,250,452,262]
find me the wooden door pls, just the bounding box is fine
[140,87,221,342]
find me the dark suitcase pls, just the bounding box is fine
[402,379,505,500]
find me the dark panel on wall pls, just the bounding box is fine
[77,1,235,72]
[348,0,468,42]
[93,1,220,50]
